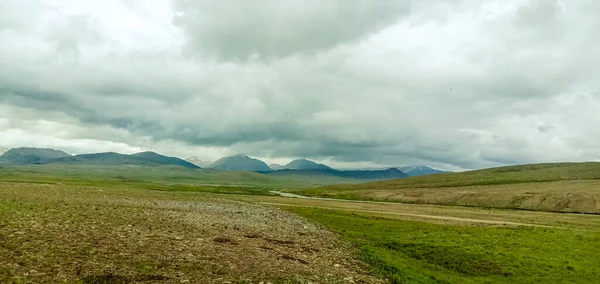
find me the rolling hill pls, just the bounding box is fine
[0,147,71,166]
[292,162,600,213]
[210,154,272,171]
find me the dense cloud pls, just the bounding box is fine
[172,0,409,60]
[1,0,599,170]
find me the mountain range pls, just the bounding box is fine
[397,165,450,177]
[200,155,408,180]
[0,147,449,181]
[0,148,198,168]
[263,168,408,181]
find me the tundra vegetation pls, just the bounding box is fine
[1,163,599,283]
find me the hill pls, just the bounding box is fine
[292,162,600,213]
[132,151,199,168]
[0,147,71,166]
[210,154,272,171]
[47,152,199,169]
[0,146,7,156]
[281,159,333,170]
[398,165,450,176]
[264,168,408,181]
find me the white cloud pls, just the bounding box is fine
[1,0,599,169]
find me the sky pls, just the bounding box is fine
[1,0,599,170]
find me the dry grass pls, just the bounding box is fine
[248,196,600,229]
[0,182,384,283]
[293,163,600,213]
[296,180,600,213]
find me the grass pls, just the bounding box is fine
[3,162,600,283]
[292,162,600,213]
[0,164,365,196]
[288,207,600,284]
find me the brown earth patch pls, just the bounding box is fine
[0,183,385,283]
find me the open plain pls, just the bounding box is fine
[1,164,600,283]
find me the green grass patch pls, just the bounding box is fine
[289,207,600,284]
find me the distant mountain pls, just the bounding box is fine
[0,146,7,156]
[49,152,199,168]
[264,168,408,181]
[282,159,333,170]
[210,154,272,171]
[132,152,200,168]
[185,157,214,168]
[397,165,450,177]
[269,164,284,170]
[0,147,71,166]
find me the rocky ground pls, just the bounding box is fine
[0,183,385,283]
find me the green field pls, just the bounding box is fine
[0,164,366,194]
[292,163,600,213]
[289,207,600,284]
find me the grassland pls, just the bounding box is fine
[287,207,600,284]
[250,195,600,229]
[0,182,382,283]
[0,164,366,195]
[2,163,600,283]
[292,162,600,213]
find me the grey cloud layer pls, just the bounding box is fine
[1,0,600,169]
[172,0,409,60]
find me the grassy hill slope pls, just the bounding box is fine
[292,162,600,213]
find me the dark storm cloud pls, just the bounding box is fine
[1,0,600,169]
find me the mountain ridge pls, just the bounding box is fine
[0,147,72,166]
[0,147,199,169]
[281,159,333,170]
[397,165,450,176]
[263,167,408,181]
[209,154,272,171]
[49,151,199,169]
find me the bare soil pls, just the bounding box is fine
[0,182,384,283]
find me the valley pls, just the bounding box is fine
[1,148,599,283]
[3,2,599,283]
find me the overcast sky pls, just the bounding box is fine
[1,0,599,170]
